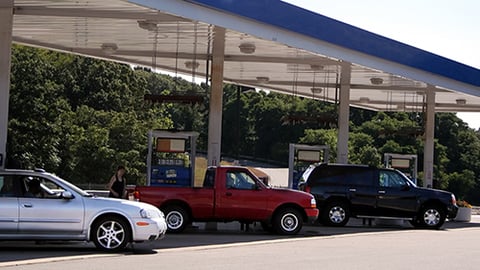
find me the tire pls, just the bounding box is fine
[91,216,131,252]
[163,205,189,233]
[273,208,303,235]
[321,201,350,227]
[417,205,446,229]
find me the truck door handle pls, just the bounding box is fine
[22,203,33,208]
[348,188,356,192]
[378,190,386,194]
[226,192,232,196]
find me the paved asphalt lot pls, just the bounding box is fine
[1,216,480,269]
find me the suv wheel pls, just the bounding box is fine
[417,205,446,229]
[321,201,350,227]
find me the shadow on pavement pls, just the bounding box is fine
[1,216,479,264]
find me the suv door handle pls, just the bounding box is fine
[225,192,232,196]
[348,188,356,192]
[378,190,386,194]
[22,203,33,208]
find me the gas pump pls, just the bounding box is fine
[146,130,198,187]
[288,143,329,189]
[384,153,418,184]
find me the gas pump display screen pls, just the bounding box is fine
[297,150,321,162]
[392,159,410,168]
[156,138,185,152]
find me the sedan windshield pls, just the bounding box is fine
[46,173,94,197]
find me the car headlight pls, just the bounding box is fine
[140,209,154,219]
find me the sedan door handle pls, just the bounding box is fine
[378,190,386,194]
[225,192,232,196]
[22,203,33,208]
[348,188,356,192]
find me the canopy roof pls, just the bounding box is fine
[11,0,480,112]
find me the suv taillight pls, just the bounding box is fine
[305,186,311,193]
[451,194,457,205]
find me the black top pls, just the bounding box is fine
[109,174,125,198]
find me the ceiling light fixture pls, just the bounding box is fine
[310,64,324,71]
[456,99,467,105]
[256,76,269,83]
[370,77,384,85]
[311,87,323,93]
[138,20,158,31]
[185,61,200,69]
[239,43,256,54]
[101,43,118,55]
[359,97,370,103]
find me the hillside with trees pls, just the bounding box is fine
[6,45,480,203]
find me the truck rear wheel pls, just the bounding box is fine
[163,206,189,233]
[273,208,302,235]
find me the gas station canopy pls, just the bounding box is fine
[11,0,480,112]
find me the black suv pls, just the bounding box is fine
[298,163,458,229]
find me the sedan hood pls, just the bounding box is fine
[83,196,162,216]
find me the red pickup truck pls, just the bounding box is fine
[133,166,318,235]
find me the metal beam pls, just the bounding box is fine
[0,0,13,169]
[337,63,351,164]
[14,6,188,21]
[423,88,436,188]
[207,26,225,166]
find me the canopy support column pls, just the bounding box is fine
[337,63,351,164]
[0,0,13,169]
[423,88,436,188]
[207,27,226,166]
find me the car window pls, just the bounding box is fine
[203,169,215,188]
[308,166,346,186]
[0,175,17,197]
[379,170,407,188]
[306,166,377,188]
[344,168,375,186]
[226,171,257,190]
[23,176,66,199]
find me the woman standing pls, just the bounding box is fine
[108,165,127,199]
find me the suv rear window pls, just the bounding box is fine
[307,165,375,186]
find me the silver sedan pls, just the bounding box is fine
[0,169,167,252]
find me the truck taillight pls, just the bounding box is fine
[133,191,140,201]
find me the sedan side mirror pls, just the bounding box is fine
[61,191,74,200]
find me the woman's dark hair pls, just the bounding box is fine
[117,165,125,171]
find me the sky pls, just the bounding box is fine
[283,0,480,130]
